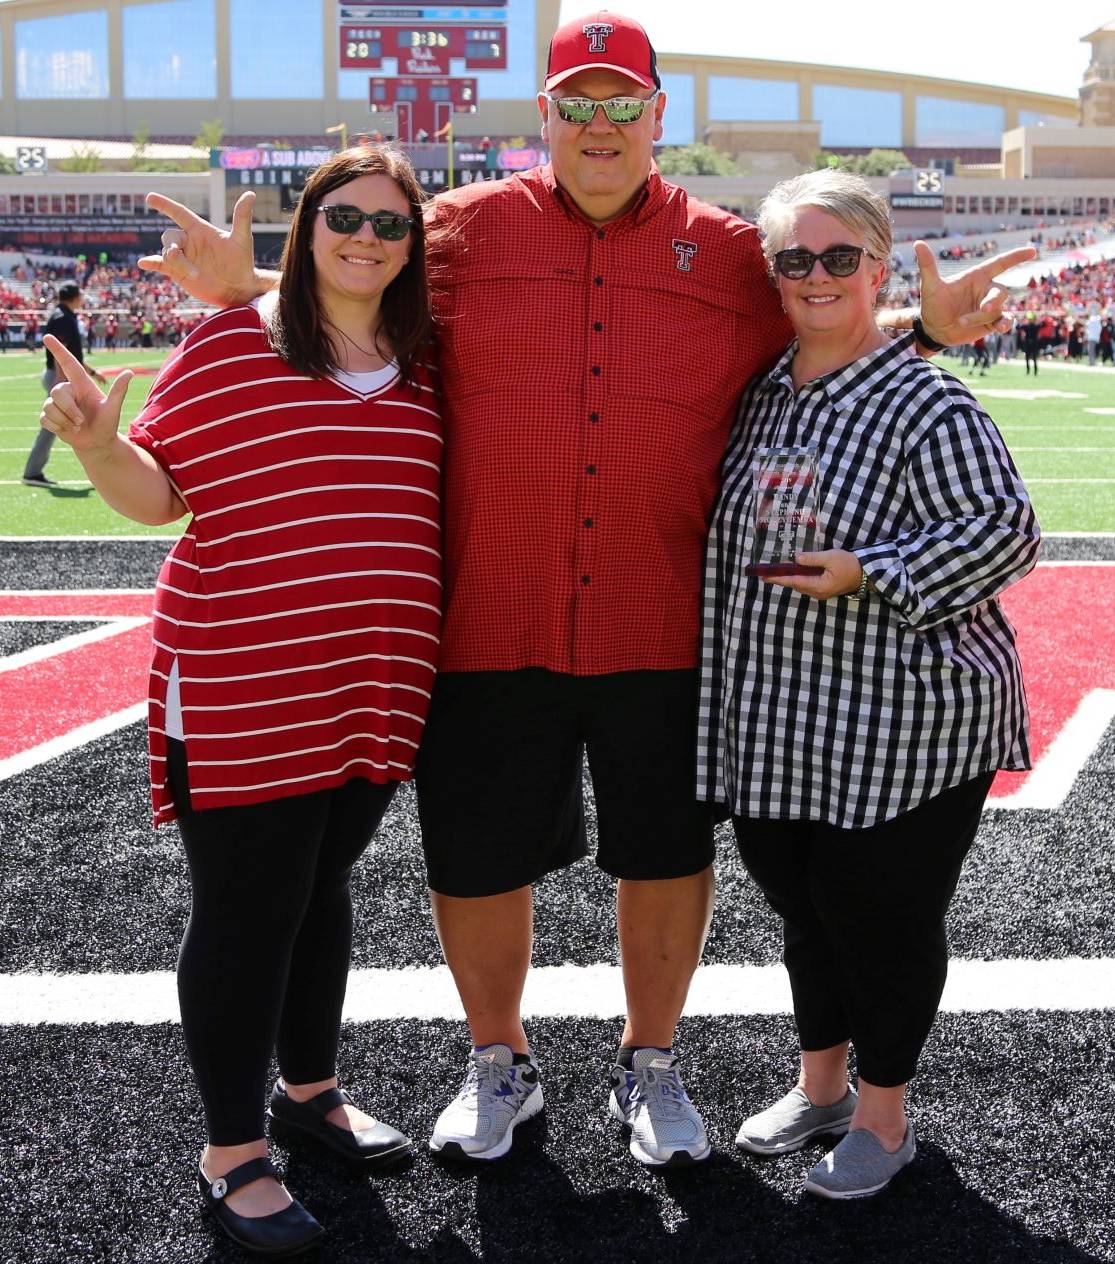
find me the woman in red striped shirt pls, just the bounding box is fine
[39,146,440,1258]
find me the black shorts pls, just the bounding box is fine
[415,669,715,897]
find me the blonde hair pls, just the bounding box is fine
[758,168,893,297]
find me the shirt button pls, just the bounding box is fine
[586,464,596,474]
[591,365,601,376]
[594,275,603,286]
[581,574,591,584]
[583,517,593,527]
[593,321,603,332]
[597,230,606,241]
[589,412,600,422]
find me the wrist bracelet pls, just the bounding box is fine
[912,314,947,353]
[851,568,869,600]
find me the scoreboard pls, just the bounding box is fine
[339,2,508,73]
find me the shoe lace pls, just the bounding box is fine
[459,1049,514,1103]
[633,1063,689,1120]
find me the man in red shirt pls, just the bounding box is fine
[141,11,1031,1170]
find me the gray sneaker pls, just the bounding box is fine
[609,1048,711,1167]
[429,1043,543,1161]
[736,1086,857,1155]
[804,1124,916,1199]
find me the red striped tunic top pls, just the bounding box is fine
[128,306,442,826]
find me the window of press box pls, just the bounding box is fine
[229,0,322,99]
[123,0,217,99]
[16,10,110,99]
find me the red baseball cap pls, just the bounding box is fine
[545,11,660,92]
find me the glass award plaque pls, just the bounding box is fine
[743,445,825,578]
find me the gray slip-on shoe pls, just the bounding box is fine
[736,1086,857,1156]
[803,1123,916,1199]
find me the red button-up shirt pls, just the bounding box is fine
[428,163,791,675]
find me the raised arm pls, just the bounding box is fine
[41,335,186,526]
[879,240,1038,350]
[138,190,278,308]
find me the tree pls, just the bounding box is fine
[182,118,226,171]
[129,122,152,171]
[655,143,739,177]
[193,118,225,152]
[129,122,191,172]
[58,142,103,173]
[812,148,912,176]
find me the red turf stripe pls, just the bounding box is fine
[0,592,154,618]
[0,623,151,760]
[2,570,1111,802]
[992,566,1115,797]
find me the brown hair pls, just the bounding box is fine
[267,145,430,384]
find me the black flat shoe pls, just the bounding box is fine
[268,1081,413,1167]
[197,1156,323,1258]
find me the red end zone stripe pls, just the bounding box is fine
[0,592,154,618]
[0,623,152,762]
[992,565,1115,798]
[1,570,1111,801]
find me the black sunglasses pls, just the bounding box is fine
[318,204,416,240]
[773,245,874,280]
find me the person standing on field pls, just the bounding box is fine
[22,282,106,488]
[139,10,1035,1171]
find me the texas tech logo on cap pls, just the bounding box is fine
[582,22,614,53]
[673,239,698,272]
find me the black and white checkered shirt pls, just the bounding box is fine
[697,333,1040,828]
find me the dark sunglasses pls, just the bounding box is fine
[543,90,659,125]
[318,205,416,240]
[773,245,873,280]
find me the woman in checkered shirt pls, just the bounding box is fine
[698,169,1039,1200]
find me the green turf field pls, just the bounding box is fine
[0,348,176,537]
[0,348,1113,536]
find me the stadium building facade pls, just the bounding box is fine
[0,0,1105,256]
[0,0,1075,150]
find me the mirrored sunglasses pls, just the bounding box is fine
[318,205,416,240]
[543,90,659,125]
[773,246,872,280]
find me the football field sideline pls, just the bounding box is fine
[4,957,1115,1026]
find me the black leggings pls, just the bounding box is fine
[732,773,994,1088]
[167,740,396,1145]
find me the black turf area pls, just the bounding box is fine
[0,620,102,656]
[2,540,1114,1263]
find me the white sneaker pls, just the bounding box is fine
[609,1048,711,1167]
[429,1043,543,1161]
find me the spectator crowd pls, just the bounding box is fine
[0,254,211,352]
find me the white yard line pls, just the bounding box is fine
[0,614,114,622]
[0,479,90,486]
[0,702,146,782]
[1034,558,1115,566]
[989,690,1115,812]
[0,586,155,594]
[0,617,148,671]
[1,958,1112,1025]
[988,359,1115,375]
[0,536,177,542]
